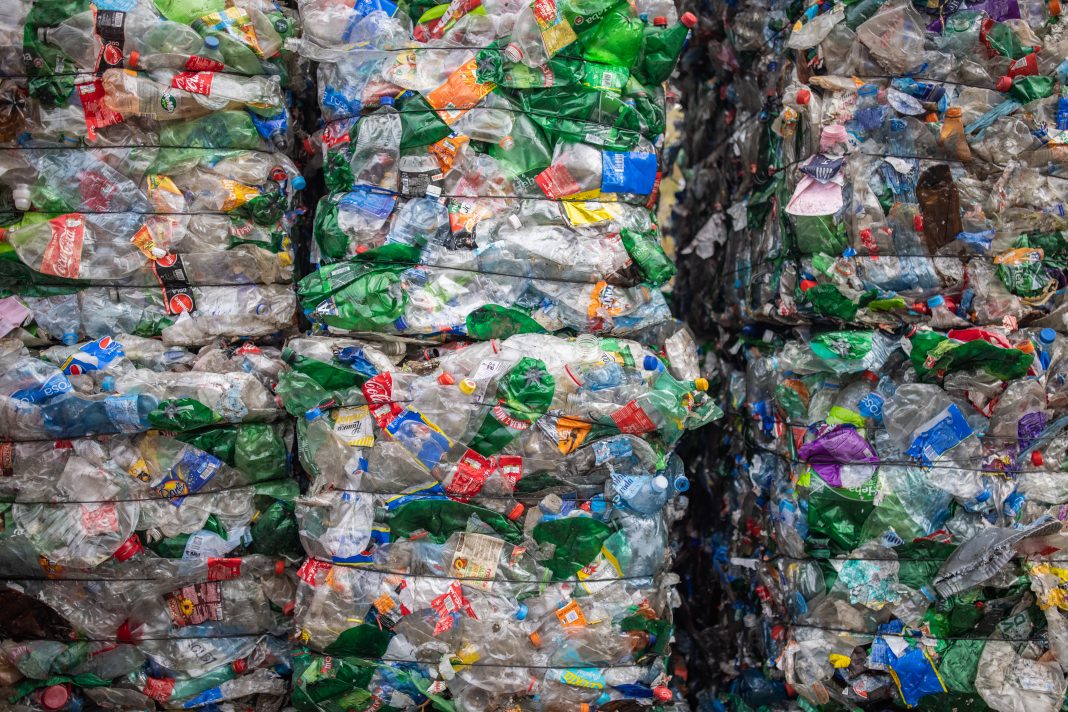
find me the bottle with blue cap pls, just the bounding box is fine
[927,293,969,329]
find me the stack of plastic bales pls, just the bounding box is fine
[0,0,304,708]
[679,0,1068,707]
[283,1,716,708]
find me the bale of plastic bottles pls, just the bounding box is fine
[0,1,304,708]
[674,0,1068,706]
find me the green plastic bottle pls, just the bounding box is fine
[154,0,226,24]
[466,357,556,456]
[634,12,696,85]
[581,1,645,69]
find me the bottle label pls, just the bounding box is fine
[182,530,230,560]
[11,372,72,405]
[171,71,215,96]
[531,0,578,57]
[185,55,225,72]
[537,414,590,454]
[296,558,333,587]
[430,581,474,634]
[601,151,658,195]
[80,503,119,536]
[362,372,398,429]
[152,254,197,316]
[425,57,495,125]
[333,406,375,447]
[61,336,124,375]
[555,599,587,628]
[610,400,656,434]
[95,9,127,71]
[207,557,242,581]
[385,408,453,470]
[75,80,124,140]
[142,677,176,703]
[163,581,224,627]
[153,450,223,507]
[40,214,85,279]
[497,455,523,489]
[906,403,973,466]
[192,8,264,59]
[535,163,582,199]
[450,532,504,591]
[446,449,493,501]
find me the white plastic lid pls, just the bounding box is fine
[503,43,522,62]
[508,214,523,230]
[652,475,669,492]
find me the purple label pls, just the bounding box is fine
[1018,411,1046,452]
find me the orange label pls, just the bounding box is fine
[426,58,495,124]
[555,600,587,628]
[555,416,590,454]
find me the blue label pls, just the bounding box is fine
[601,152,657,194]
[250,110,289,143]
[181,685,224,708]
[857,392,884,423]
[353,0,398,16]
[154,451,223,507]
[62,336,124,375]
[906,403,973,466]
[385,483,448,510]
[339,188,397,219]
[104,395,145,433]
[11,371,72,404]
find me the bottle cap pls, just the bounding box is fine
[292,175,307,191]
[275,560,286,575]
[515,603,528,620]
[1040,328,1057,344]
[681,11,697,27]
[393,316,408,331]
[204,35,220,49]
[458,378,476,395]
[232,658,248,674]
[673,474,690,492]
[503,43,523,62]
[653,686,672,702]
[12,184,30,211]
[305,407,323,421]
[438,372,455,385]
[128,50,140,67]
[945,106,963,118]
[507,503,525,521]
[529,630,542,647]
[861,370,878,383]
[112,533,143,561]
[640,13,649,21]
[654,16,668,26]
[643,355,660,371]
[927,294,944,308]
[101,376,116,392]
[380,96,395,107]
[694,377,709,391]
[508,214,523,230]
[652,475,669,492]
[858,84,877,96]
[40,684,69,710]
[1032,450,1044,466]
[996,75,1013,92]
[796,87,811,105]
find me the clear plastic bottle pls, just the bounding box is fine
[349,97,402,191]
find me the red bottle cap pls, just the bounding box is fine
[507,503,525,521]
[40,684,69,710]
[437,372,455,386]
[128,51,140,68]
[1032,450,1044,466]
[653,685,673,702]
[232,658,248,674]
[113,533,143,561]
[796,88,811,105]
[681,12,698,27]
[654,16,668,26]
[275,560,286,575]
[996,75,1013,92]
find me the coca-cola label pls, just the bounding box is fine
[76,79,123,140]
[171,71,215,96]
[497,455,523,489]
[362,372,398,429]
[151,253,197,316]
[40,214,85,279]
[610,400,656,435]
[446,449,493,501]
[535,163,582,199]
[207,557,242,581]
[80,503,118,536]
[297,558,332,587]
[95,9,126,71]
[185,55,225,72]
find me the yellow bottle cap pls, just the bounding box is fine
[694,377,709,391]
[829,653,851,668]
[458,378,476,395]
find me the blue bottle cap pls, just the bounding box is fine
[204,35,220,49]
[1040,328,1057,345]
[380,96,395,107]
[858,84,878,96]
[842,246,856,258]
[515,603,528,620]
[292,175,307,191]
[927,295,944,308]
[61,331,78,346]
[393,316,408,331]
[643,355,660,371]
[305,407,322,421]
[673,474,690,493]
[975,489,990,503]
[101,376,115,392]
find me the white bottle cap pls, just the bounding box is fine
[503,43,523,62]
[508,214,523,230]
[13,184,30,211]
[652,475,669,492]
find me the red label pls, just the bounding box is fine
[323,120,353,148]
[363,373,400,429]
[297,558,333,587]
[447,449,493,501]
[532,0,557,24]
[497,455,523,489]
[171,71,215,96]
[163,582,223,627]
[185,55,225,72]
[610,400,656,434]
[0,442,12,477]
[535,164,581,199]
[167,293,194,314]
[430,581,474,635]
[40,214,85,279]
[207,558,242,581]
[492,404,531,431]
[80,503,118,536]
[75,80,123,140]
[142,677,176,703]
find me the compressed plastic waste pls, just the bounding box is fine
[672,0,1068,703]
[295,0,695,341]
[0,0,304,348]
[278,333,718,709]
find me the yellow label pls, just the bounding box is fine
[555,415,590,454]
[131,225,162,260]
[127,457,152,483]
[563,200,612,226]
[220,180,260,212]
